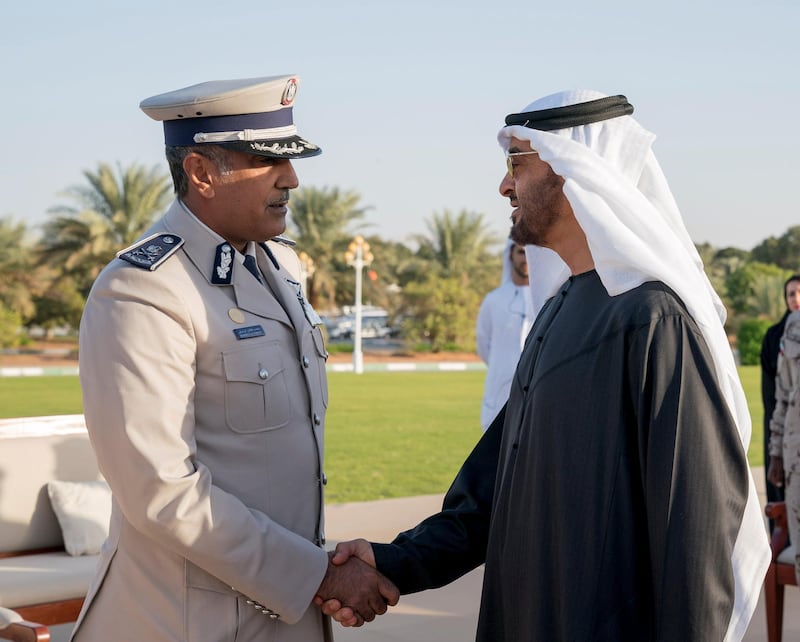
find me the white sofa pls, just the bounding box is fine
[0,416,101,632]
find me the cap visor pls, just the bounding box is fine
[219,135,321,159]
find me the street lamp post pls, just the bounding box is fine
[345,235,373,374]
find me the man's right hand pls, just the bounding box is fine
[314,539,385,626]
[315,548,398,626]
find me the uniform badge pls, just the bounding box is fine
[117,233,184,271]
[234,325,266,340]
[281,78,298,106]
[286,278,323,326]
[211,243,234,284]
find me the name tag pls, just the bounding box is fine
[233,325,266,340]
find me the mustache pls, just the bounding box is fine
[268,191,291,206]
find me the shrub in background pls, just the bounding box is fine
[737,318,772,366]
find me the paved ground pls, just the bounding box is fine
[325,481,800,642]
[47,467,800,641]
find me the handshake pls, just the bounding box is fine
[314,538,399,627]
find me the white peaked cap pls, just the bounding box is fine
[140,75,320,159]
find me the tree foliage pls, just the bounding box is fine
[737,318,772,366]
[401,276,482,351]
[411,209,503,283]
[751,226,800,270]
[9,157,800,353]
[287,186,369,309]
[0,305,23,348]
[0,217,40,321]
[724,261,789,318]
[38,162,171,296]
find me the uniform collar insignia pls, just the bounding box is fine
[211,243,234,284]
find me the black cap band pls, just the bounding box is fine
[505,95,634,131]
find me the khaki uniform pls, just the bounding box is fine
[73,200,331,641]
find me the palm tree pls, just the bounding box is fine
[398,210,503,351]
[412,209,503,285]
[38,162,172,295]
[287,186,369,309]
[0,217,39,320]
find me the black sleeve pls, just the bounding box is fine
[761,328,777,415]
[372,406,504,594]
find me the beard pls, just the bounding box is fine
[510,170,566,246]
[510,207,559,246]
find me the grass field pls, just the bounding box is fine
[0,366,765,503]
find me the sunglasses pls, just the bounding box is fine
[505,151,539,177]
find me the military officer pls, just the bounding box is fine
[74,75,398,642]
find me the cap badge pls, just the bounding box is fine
[281,78,298,106]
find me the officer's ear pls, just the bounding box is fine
[183,152,217,199]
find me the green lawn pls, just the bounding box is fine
[739,365,764,467]
[324,371,484,502]
[0,366,766,502]
[0,376,84,417]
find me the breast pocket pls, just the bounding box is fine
[223,342,291,433]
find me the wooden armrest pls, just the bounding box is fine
[0,608,49,642]
[766,501,790,560]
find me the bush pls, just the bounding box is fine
[737,318,772,365]
[0,305,23,348]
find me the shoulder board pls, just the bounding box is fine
[270,235,296,247]
[117,233,184,271]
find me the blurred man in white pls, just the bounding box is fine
[475,239,533,430]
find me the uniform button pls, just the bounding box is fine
[258,368,269,380]
[321,472,328,485]
[302,355,310,368]
[313,413,321,426]
[319,531,326,545]
[269,613,280,620]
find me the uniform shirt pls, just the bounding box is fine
[74,200,330,642]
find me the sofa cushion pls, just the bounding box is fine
[47,481,111,557]
[0,605,23,627]
[0,552,98,608]
[0,418,101,554]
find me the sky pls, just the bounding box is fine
[2,0,798,252]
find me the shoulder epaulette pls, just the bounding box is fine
[270,235,296,247]
[117,233,184,271]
